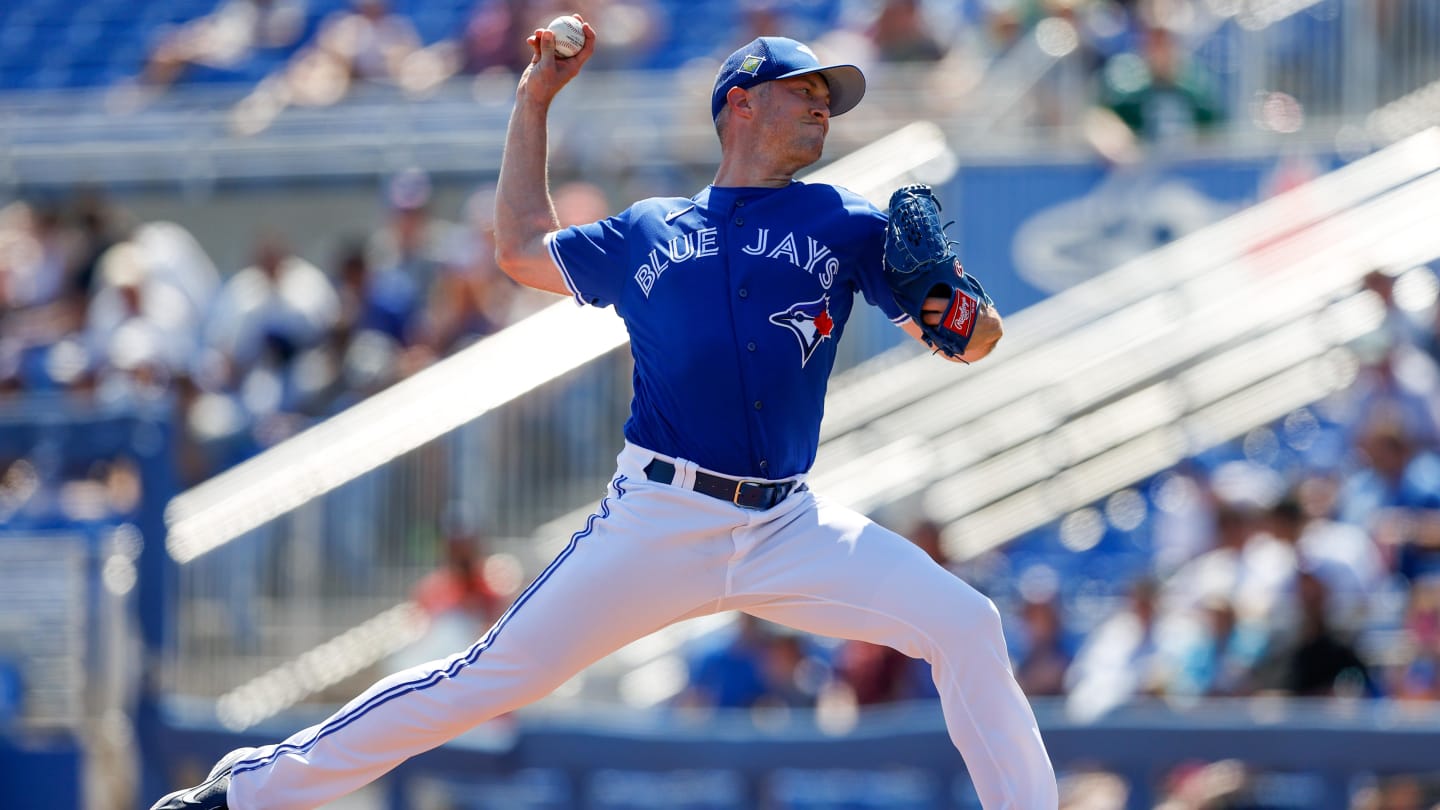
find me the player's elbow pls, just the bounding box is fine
[494,240,543,287]
[493,242,524,281]
[494,236,573,297]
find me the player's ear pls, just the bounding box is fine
[726,86,755,119]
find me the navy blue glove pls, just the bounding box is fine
[883,184,993,359]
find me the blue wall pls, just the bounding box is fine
[947,153,1343,314]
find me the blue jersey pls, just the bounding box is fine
[549,181,906,480]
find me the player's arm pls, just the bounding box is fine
[493,18,596,296]
[900,297,1003,364]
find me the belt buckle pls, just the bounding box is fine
[732,479,789,509]
[732,480,760,507]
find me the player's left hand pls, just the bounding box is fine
[921,295,1002,362]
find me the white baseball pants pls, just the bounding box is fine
[226,442,1057,809]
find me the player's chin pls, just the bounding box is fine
[793,137,825,165]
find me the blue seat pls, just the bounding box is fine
[20,65,69,90]
[411,8,460,44]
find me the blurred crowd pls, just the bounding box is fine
[101,0,1252,147]
[103,0,1440,172]
[0,170,610,525]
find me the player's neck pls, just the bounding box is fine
[712,150,807,189]
[712,164,795,189]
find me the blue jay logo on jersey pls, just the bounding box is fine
[769,295,835,367]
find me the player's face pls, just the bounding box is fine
[754,75,831,168]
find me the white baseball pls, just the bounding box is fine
[547,15,585,59]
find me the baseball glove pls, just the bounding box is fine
[883,184,993,359]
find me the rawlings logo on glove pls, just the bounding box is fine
[883,184,993,359]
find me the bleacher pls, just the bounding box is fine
[0,0,840,93]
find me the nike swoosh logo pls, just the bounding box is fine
[664,205,695,223]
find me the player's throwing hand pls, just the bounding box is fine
[522,14,595,96]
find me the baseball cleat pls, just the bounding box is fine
[149,747,258,810]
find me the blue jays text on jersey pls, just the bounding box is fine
[548,181,907,481]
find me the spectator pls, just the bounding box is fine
[678,614,777,710]
[1165,594,1266,699]
[1352,776,1431,810]
[834,639,931,705]
[412,532,503,628]
[459,0,533,76]
[1337,408,1440,583]
[1150,466,1218,578]
[323,0,424,86]
[1282,485,1387,634]
[85,238,211,402]
[392,527,514,672]
[0,201,66,310]
[367,168,460,327]
[756,631,832,709]
[736,0,786,43]
[1265,571,1376,697]
[67,190,130,301]
[866,0,947,63]
[1159,498,1262,622]
[1088,20,1221,160]
[1155,760,1255,810]
[1390,578,1440,702]
[130,0,308,95]
[204,235,339,379]
[321,241,410,411]
[463,0,665,75]
[1011,593,1074,698]
[1065,576,1169,719]
[230,0,423,133]
[1331,277,1440,452]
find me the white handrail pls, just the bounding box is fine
[166,301,630,563]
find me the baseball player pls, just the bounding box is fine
[152,20,1058,810]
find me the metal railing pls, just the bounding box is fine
[0,526,141,810]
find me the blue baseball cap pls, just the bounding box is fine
[711,37,866,121]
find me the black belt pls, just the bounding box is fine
[643,459,803,511]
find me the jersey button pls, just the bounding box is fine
[735,217,745,226]
[736,200,746,207]
[738,288,748,299]
[753,400,763,410]
[747,341,756,352]
[759,460,768,471]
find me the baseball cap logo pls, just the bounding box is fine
[710,36,867,121]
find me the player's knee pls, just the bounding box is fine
[929,580,1005,649]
